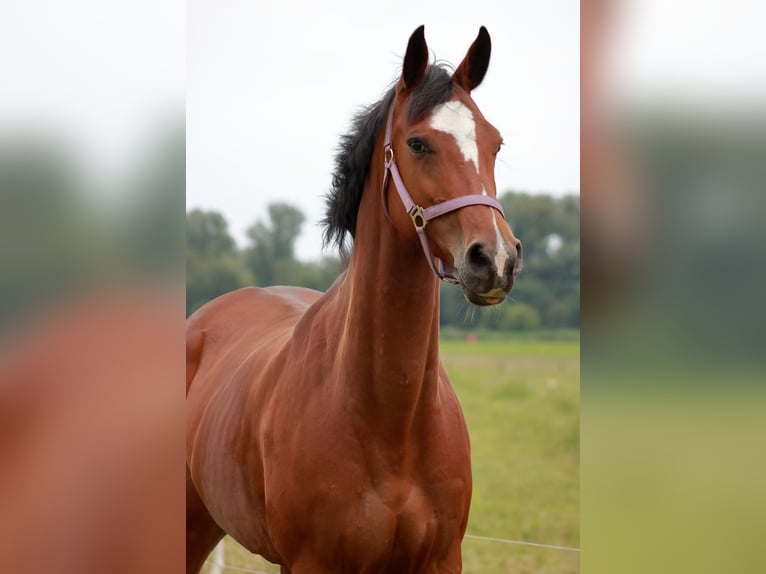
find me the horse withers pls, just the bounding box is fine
[186,25,522,574]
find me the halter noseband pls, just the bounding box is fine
[382,102,506,284]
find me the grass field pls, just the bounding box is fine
[202,336,580,574]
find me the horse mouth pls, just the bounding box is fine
[462,289,507,307]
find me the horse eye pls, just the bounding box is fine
[407,138,428,155]
[496,141,504,154]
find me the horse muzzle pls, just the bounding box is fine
[457,240,523,306]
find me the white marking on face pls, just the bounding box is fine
[429,101,479,170]
[492,210,509,272]
[482,185,508,272]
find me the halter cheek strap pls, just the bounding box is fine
[382,103,506,284]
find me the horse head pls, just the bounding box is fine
[385,26,522,305]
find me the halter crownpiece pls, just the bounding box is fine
[381,102,506,284]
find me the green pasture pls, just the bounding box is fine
[203,336,580,574]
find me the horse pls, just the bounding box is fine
[186,25,522,574]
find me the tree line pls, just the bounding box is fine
[186,191,579,331]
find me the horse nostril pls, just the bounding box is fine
[465,243,494,280]
[516,241,522,258]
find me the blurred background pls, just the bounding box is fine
[0,1,185,573]
[582,0,766,572]
[0,0,184,333]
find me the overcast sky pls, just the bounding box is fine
[187,0,580,261]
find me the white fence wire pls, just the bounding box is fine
[204,532,580,573]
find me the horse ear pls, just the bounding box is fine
[400,25,429,91]
[453,26,491,92]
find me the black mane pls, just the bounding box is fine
[322,64,455,252]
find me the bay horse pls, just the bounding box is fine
[186,25,522,574]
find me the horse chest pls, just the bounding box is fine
[251,335,472,570]
[269,449,469,572]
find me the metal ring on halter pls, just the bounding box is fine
[409,206,427,230]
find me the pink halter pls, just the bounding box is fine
[382,102,506,284]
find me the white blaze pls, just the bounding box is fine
[429,101,479,169]
[483,185,508,270]
[492,210,509,272]
[432,102,509,273]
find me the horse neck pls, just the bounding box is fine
[333,142,442,443]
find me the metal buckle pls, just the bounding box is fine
[409,205,427,230]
